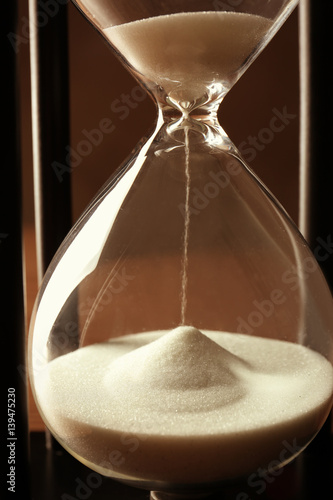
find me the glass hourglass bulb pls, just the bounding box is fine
[29,1,333,499]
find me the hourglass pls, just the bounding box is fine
[29,1,333,499]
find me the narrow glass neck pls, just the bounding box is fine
[155,93,232,152]
[160,95,222,123]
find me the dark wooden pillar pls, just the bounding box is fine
[2,1,31,498]
[298,1,333,495]
[29,0,73,450]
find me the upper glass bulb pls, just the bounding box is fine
[73,0,298,105]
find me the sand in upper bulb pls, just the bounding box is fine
[103,11,273,102]
[35,326,333,485]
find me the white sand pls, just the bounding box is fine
[35,327,333,484]
[103,11,273,102]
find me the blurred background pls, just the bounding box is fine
[17,1,300,429]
